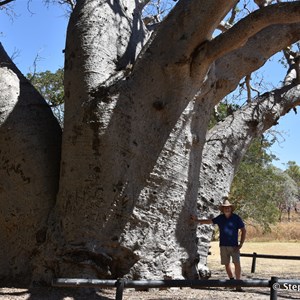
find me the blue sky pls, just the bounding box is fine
[259,53,300,169]
[1,0,299,170]
[269,110,300,169]
[1,1,68,73]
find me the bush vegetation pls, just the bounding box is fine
[246,211,300,241]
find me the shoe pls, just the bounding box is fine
[236,287,245,292]
[225,278,235,289]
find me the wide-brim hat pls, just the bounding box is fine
[219,198,235,212]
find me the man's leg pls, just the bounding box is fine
[224,263,235,289]
[225,263,234,279]
[234,262,241,280]
[232,248,242,280]
[220,247,232,279]
[232,250,244,291]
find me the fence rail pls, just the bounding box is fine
[53,277,300,300]
[240,252,300,273]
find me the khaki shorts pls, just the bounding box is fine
[220,246,240,265]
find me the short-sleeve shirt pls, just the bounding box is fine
[212,213,245,247]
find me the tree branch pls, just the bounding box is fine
[148,0,238,65]
[200,23,300,105]
[192,2,300,77]
[0,0,14,6]
[211,2,300,59]
[228,2,238,25]
[58,0,76,11]
[245,74,252,103]
[283,46,300,85]
[214,83,300,143]
[199,82,300,209]
[217,21,232,33]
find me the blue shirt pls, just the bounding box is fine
[212,213,245,247]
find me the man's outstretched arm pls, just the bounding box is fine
[190,215,213,225]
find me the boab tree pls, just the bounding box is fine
[1,0,300,284]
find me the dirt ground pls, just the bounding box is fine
[0,242,299,300]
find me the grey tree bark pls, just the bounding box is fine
[1,0,300,284]
[0,44,62,284]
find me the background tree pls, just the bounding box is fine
[230,138,280,230]
[27,69,64,127]
[1,0,300,285]
[274,169,299,221]
[230,138,299,228]
[285,160,300,187]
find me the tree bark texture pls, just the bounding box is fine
[0,44,62,284]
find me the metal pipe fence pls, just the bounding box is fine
[52,276,300,300]
[240,252,300,273]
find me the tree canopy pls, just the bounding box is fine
[27,69,64,127]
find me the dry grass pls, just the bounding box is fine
[208,241,300,277]
[246,222,300,241]
[245,212,300,241]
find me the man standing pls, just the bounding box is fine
[191,198,246,291]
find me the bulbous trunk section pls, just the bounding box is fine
[0,44,62,284]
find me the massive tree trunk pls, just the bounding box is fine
[1,0,300,284]
[40,0,239,281]
[0,44,62,284]
[44,0,300,281]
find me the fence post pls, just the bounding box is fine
[270,276,278,300]
[115,278,125,300]
[251,252,257,273]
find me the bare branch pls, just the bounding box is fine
[58,0,75,11]
[254,0,273,8]
[199,23,300,106]
[254,0,281,8]
[192,2,300,77]
[27,53,43,82]
[283,46,296,66]
[284,47,300,85]
[228,2,239,24]
[0,0,15,17]
[202,82,300,215]
[10,47,21,62]
[242,74,261,102]
[212,2,300,58]
[217,21,232,32]
[245,74,252,103]
[42,0,76,13]
[0,0,15,7]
